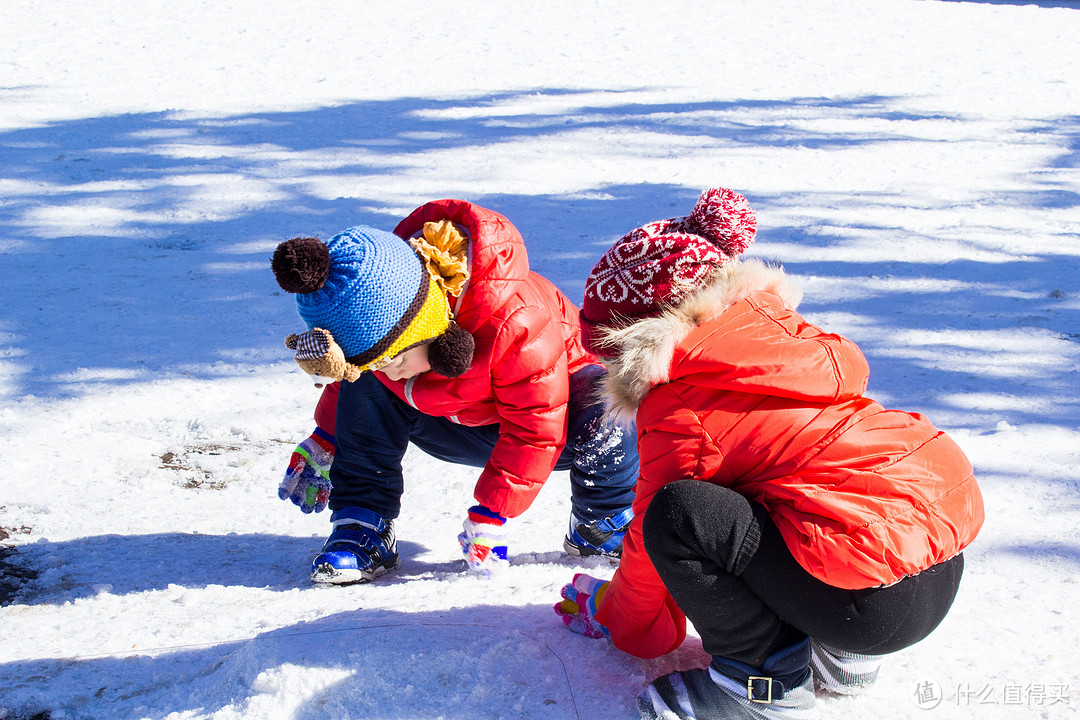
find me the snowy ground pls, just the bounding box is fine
[1,1,1079,718]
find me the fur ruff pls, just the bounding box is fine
[598,258,803,424]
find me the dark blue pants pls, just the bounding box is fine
[329,364,638,524]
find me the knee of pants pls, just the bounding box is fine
[640,480,697,558]
[641,480,762,576]
[642,479,731,535]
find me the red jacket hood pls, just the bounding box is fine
[667,293,870,405]
[394,199,530,330]
[379,199,596,519]
[596,258,857,421]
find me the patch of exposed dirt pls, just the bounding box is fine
[158,442,244,490]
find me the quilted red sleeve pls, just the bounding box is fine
[471,304,569,518]
[313,382,340,435]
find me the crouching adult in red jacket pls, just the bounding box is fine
[555,188,983,720]
[273,200,638,585]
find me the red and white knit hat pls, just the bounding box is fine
[580,187,757,355]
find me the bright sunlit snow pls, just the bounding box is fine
[1,1,1078,718]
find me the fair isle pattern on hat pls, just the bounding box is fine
[584,216,729,314]
[580,188,756,355]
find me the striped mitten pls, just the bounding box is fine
[555,573,610,638]
[457,505,509,575]
[279,427,334,513]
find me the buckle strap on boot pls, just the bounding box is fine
[712,636,812,704]
[747,676,776,703]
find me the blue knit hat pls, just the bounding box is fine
[273,225,475,378]
[272,226,439,363]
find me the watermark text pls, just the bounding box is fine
[913,680,1071,710]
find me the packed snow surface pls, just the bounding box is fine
[1,1,1078,718]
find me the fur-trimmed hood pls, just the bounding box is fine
[598,258,804,423]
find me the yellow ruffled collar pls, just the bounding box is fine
[410,220,470,297]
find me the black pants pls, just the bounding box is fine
[641,480,965,668]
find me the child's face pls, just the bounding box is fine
[379,343,432,381]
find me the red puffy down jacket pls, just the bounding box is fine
[315,199,597,519]
[594,261,984,659]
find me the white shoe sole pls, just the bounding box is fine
[310,556,400,585]
[563,537,621,563]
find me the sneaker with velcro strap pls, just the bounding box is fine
[563,508,634,560]
[311,507,399,585]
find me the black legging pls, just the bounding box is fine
[641,480,965,668]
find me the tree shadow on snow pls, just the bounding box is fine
[935,0,1079,8]
[3,532,323,604]
[2,91,925,402]
[4,532,603,606]
[0,604,660,720]
[754,220,1080,431]
[1,91,1077,434]
[997,541,1080,567]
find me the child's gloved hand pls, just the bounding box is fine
[555,573,610,638]
[458,505,509,576]
[279,427,334,513]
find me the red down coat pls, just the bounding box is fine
[593,260,984,659]
[315,199,597,519]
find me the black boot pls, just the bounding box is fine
[637,638,815,720]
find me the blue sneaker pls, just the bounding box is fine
[311,507,399,584]
[563,508,634,559]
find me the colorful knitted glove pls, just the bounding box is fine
[457,505,509,575]
[279,427,334,513]
[555,573,610,639]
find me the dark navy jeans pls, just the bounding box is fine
[329,364,638,524]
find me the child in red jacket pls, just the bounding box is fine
[272,200,638,585]
[555,189,983,719]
